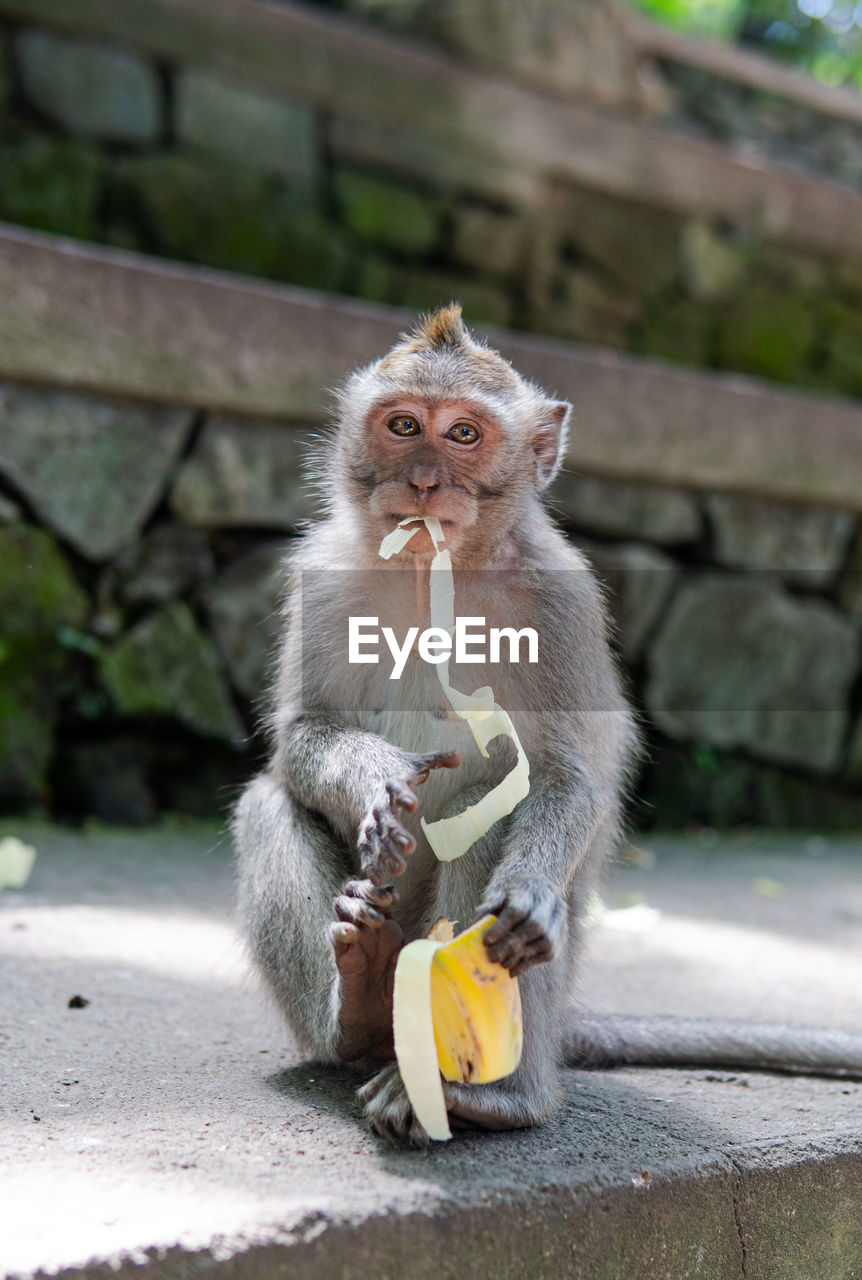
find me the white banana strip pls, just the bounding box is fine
[392,938,451,1141]
[0,837,37,889]
[381,516,530,1139]
[378,516,530,863]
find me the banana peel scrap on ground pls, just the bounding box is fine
[0,837,37,889]
[378,516,527,1139]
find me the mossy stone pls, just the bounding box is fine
[202,542,284,700]
[645,574,860,774]
[110,154,349,289]
[847,718,862,784]
[563,187,683,297]
[333,167,440,256]
[177,69,317,189]
[170,418,315,530]
[100,602,244,743]
[0,384,192,562]
[0,134,102,240]
[450,205,526,278]
[0,495,20,523]
[0,525,88,805]
[349,252,400,304]
[638,741,862,830]
[637,300,713,366]
[532,269,640,347]
[836,528,862,620]
[716,288,817,383]
[399,268,511,326]
[681,221,746,302]
[552,475,701,545]
[15,29,161,143]
[823,301,862,396]
[0,35,10,109]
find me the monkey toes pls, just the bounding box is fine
[358,749,461,885]
[358,1061,432,1146]
[330,880,404,1061]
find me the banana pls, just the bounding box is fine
[430,915,523,1085]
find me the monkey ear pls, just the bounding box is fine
[532,400,571,490]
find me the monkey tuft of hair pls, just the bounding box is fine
[406,300,469,350]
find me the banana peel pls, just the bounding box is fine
[392,914,522,1140]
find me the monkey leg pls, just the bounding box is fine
[234,771,402,1063]
[358,959,565,1144]
[358,844,569,1144]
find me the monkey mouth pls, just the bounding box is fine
[390,513,456,529]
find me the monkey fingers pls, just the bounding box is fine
[386,780,418,813]
[385,749,462,818]
[485,916,547,971]
[359,806,414,884]
[359,751,461,885]
[407,749,462,787]
[481,881,566,975]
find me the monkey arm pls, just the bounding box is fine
[275,713,402,839]
[273,712,460,882]
[473,762,611,975]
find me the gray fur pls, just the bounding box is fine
[566,1014,862,1078]
[233,306,858,1146]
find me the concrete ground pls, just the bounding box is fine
[2,821,862,1280]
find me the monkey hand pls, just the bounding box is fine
[357,749,461,886]
[476,876,567,977]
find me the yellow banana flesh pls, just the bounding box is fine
[429,915,523,1085]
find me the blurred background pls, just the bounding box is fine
[1,0,861,831]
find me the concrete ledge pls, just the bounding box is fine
[4,222,862,511]
[3,0,862,258]
[2,825,862,1279]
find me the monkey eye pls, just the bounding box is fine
[446,421,480,445]
[387,414,421,437]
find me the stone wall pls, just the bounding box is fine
[2,362,861,829]
[1,0,862,394]
[1,0,862,828]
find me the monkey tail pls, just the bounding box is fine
[563,1013,862,1080]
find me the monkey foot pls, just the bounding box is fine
[330,880,404,1060]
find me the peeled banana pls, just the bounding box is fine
[392,914,523,1140]
[431,915,522,1085]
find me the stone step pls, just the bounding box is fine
[2,221,862,512]
[2,824,861,1279]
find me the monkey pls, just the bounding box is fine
[233,303,862,1145]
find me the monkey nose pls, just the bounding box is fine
[409,470,440,493]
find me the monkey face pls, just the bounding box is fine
[358,395,511,554]
[331,305,572,558]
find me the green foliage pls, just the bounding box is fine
[632,0,745,36]
[629,0,862,89]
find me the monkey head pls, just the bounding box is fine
[329,303,571,559]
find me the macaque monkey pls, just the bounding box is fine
[234,304,862,1144]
